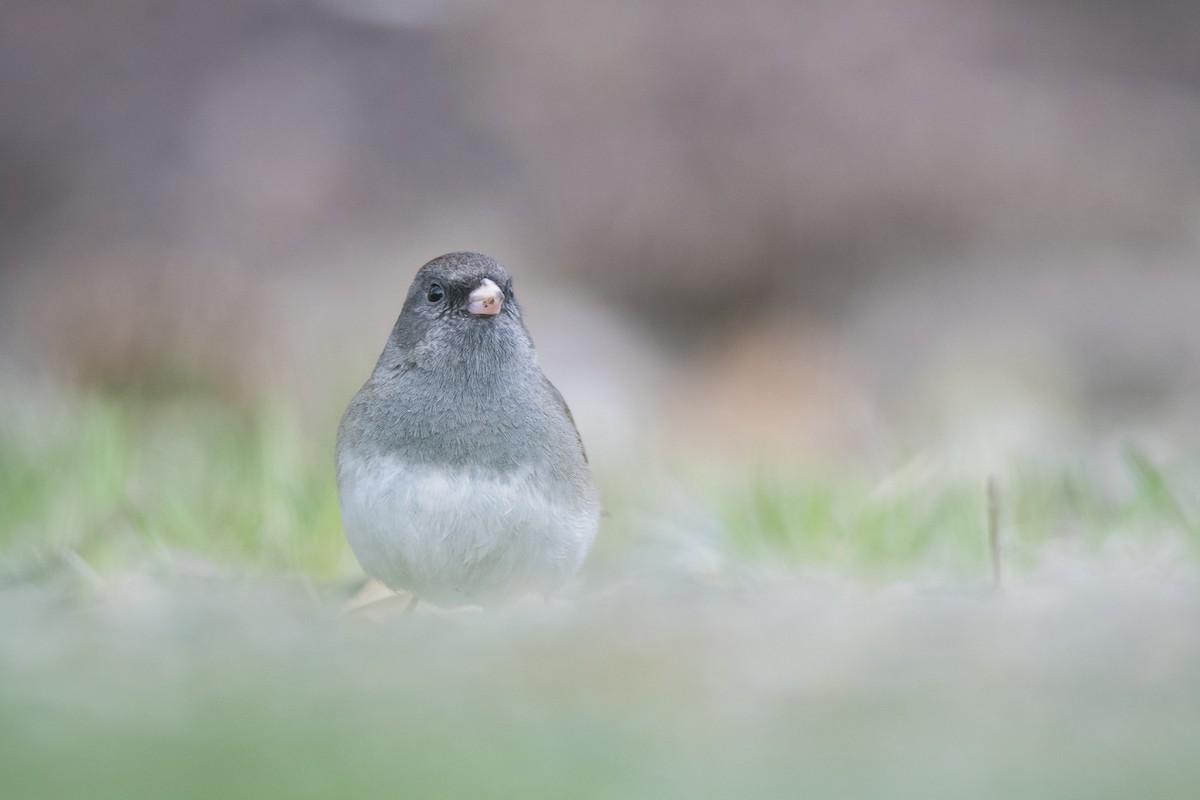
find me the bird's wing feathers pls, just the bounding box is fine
[542,376,589,464]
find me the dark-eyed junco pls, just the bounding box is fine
[335,252,600,608]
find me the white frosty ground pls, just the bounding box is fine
[1,555,1197,800]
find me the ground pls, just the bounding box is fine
[1,389,1198,799]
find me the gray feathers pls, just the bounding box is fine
[335,252,600,606]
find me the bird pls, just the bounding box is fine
[335,252,601,609]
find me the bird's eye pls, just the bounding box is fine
[427,283,444,303]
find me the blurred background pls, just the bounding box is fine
[2,0,1199,467]
[4,7,1200,797]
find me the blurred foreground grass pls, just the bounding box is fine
[2,387,1199,799]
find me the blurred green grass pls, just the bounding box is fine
[2,387,1199,799]
[0,390,347,579]
[3,388,1196,582]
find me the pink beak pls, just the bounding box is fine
[467,278,504,316]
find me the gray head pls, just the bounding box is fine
[376,252,535,377]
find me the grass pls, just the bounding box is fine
[0,389,347,579]
[1,385,1199,799]
[3,385,1196,583]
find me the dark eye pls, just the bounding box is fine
[427,283,444,303]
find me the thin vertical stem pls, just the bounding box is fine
[987,476,1002,589]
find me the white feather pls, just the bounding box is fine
[337,451,597,606]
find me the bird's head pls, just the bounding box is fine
[382,252,533,374]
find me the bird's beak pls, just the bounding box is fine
[467,278,504,316]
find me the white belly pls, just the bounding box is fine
[337,453,598,607]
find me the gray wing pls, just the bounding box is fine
[541,376,589,464]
